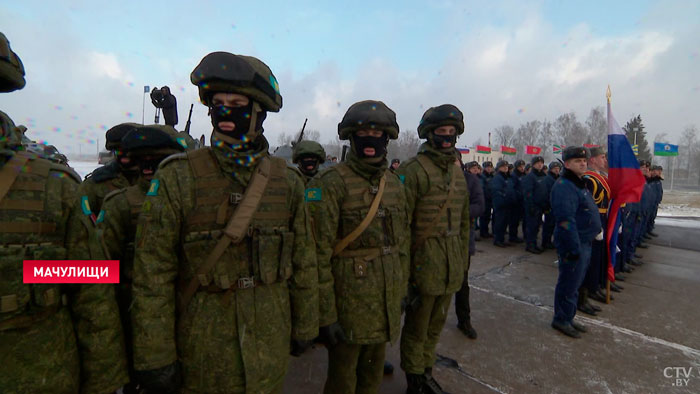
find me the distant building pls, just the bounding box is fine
[457,147,505,164]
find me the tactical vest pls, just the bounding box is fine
[333,164,403,261]
[180,148,293,291]
[412,155,467,243]
[102,184,146,284]
[0,152,76,328]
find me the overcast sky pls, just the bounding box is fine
[1,0,698,157]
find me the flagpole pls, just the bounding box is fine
[606,85,612,305]
[671,155,676,191]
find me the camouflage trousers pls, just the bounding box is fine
[323,342,386,394]
[400,293,452,375]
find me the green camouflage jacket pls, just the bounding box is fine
[307,151,410,344]
[130,139,318,393]
[397,143,470,295]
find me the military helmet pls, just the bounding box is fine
[338,100,399,140]
[105,123,140,151]
[0,33,26,93]
[292,140,326,163]
[417,104,464,139]
[191,52,282,112]
[549,161,562,170]
[122,124,186,155]
[531,155,544,165]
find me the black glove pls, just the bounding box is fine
[318,322,347,346]
[290,338,314,357]
[134,362,181,394]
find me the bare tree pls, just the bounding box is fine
[554,112,586,146]
[679,125,698,181]
[493,125,516,147]
[388,130,422,161]
[585,106,607,146]
[538,119,556,161]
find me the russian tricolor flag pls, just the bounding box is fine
[606,96,646,281]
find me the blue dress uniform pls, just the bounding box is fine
[542,162,561,249]
[479,164,495,238]
[490,162,516,246]
[620,201,640,271]
[521,157,548,252]
[648,167,663,234]
[551,147,601,337]
[509,161,526,242]
[580,168,611,311]
[634,176,654,247]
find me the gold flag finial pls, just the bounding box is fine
[606,85,611,103]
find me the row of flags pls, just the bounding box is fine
[463,143,602,156]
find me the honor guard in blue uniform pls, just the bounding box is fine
[491,160,516,247]
[647,165,663,236]
[521,156,548,254]
[550,147,602,338]
[542,161,561,249]
[509,160,526,243]
[479,161,495,238]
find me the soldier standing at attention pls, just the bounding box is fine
[521,156,548,254]
[307,100,409,394]
[130,52,318,393]
[98,124,186,393]
[541,161,561,250]
[398,104,470,393]
[509,159,526,244]
[491,160,515,247]
[479,161,494,239]
[550,147,601,338]
[292,140,326,184]
[0,32,128,393]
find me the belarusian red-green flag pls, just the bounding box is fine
[476,145,491,154]
[501,145,516,155]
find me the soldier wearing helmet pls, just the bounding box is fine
[396,104,470,393]
[96,125,186,393]
[306,100,409,393]
[0,32,128,393]
[292,140,326,183]
[130,52,318,393]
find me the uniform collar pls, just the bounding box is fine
[562,169,586,189]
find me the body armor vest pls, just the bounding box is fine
[180,148,293,290]
[333,163,403,260]
[0,152,75,325]
[412,155,467,242]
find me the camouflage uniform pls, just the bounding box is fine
[398,105,470,392]
[98,124,186,390]
[130,52,318,393]
[307,100,409,394]
[0,33,127,393]
[292,140,326,184]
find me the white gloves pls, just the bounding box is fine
[595,230,604,241]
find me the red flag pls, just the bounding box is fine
[584,143,600,148]
[525,145,541,155]
[476,145,491,154]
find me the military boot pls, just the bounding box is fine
[384,360,394,375]
[424,368,447,394]
[406,373,426,394]
[457,320,478,339]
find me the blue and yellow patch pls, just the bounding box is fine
[269,75,280,93]
[399,175,405,184]
[305,188,322,202]
[95,210,105,224]
[147,179,160,196]
[176,137,188,149]
[80,196,92,215]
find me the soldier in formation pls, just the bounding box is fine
[307,100,409,393]
[479,161,495,239]
[521,155,548,254]
[292,140,326,184]
[541,161,561,250]
[490,160,516,247]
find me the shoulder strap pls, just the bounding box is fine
[412,162,460,251]
[178,157,272,317]
[0,153,30,204]
[187,148,218,178]
[332,173,386,257]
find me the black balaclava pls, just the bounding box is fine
[428,131,457,153]
[298,156,320,177]
[134,154,169,179]
[210,103,266,142]
[351,133,389,159]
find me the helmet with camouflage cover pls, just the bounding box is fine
[122,124,186,156]
[293,140,326,164]
[417,104,464,139]
[191,52,282,112]
[337,100,399,140]
[0,32,25,93]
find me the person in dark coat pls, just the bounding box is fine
[521,156,548,254]
[491,160,516,247]
[542,161,561,249]
[550,147,602,338]
[509,159,526,243]
[479,161,495,238]
[454,161,485,338]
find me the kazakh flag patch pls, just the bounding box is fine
[95,210,105,224]
[305,188,322,202]
[147,179,160,196]
[176,137,188,149]
[80,196,92,215]
[399,175,405,184]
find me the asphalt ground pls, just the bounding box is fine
[284,218,700,393]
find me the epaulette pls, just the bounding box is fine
[158,151,189,169]
[103,187,128,204]
[88,160,120,183]
[47,161,82,183]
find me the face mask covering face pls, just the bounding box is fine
[351,134,388,158]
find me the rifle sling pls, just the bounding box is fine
[332,174,386,257]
